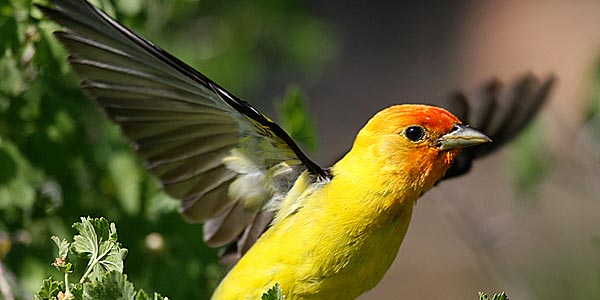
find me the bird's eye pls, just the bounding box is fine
[404,126,425,142]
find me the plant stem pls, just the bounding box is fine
[64,271,70,296]
[79,246,111,284]
[79,260,96,284]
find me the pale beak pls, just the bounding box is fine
[437,124,491,150]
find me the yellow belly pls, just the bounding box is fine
[211,179,415,300]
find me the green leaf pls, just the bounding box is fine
[51,236,72,273]
[9,0,335,298]
[83,271,136,300]
[72,217,128,282]
[108,152,141,215]
[277,86,318,152]
[0,7,20,52]
[261,283,284,300]
[71,284,84,300]
[135,290,170,300]
[479,291,508,300]
[152,293,169,300]
[0,140,42,211]
[51,236,70,258]
[35,277,63,300]
[0,49,25,96]
[135,289,149,300]
[0,146,17,184]
[33,26,67,78]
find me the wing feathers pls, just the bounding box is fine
[473,80,500,133]
[182,183,234,222]
[103,107,228,122]
[135,124,237,147]
[120,120,235,141]
[203,202,257,247]
[162,166,234,200]
[143,135,237,166]
[40,0,326,263]
[442,74,555,179]
[237,210,275,255]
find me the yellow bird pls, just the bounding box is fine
[211,105,487,300]
[38,1,554,299]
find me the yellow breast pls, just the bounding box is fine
[211,168,416,300]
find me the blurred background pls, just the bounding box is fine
[1,0,600,299]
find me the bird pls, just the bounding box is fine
[37,0,554,299]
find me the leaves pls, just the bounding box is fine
[261,283,284,300]
[51,236,69,258]
[35,217,169,300]
[2,0,337,298]
[134,290,168,300]
[50,236,72,274]
[479,291,508,300]
[108,153,141,215]
[0,140,42,211]
[34,277,63,300]
[71,217,127,282]
[0,49,25,96]
[277,86,319,152]
[83,271,136,300]
[2,1,336,297]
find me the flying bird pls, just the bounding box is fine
[37,1,554,299]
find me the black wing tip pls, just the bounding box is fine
[541,73,557,89]
[441,72,556,181]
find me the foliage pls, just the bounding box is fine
[33,217,167,300]
[0,0,334,299]
[277,86,319,152]
[478,291,508,300]
[261,283,284,300]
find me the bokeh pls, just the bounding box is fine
[1,1,599,299]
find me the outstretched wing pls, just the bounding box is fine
[37,0,329,256]
[441,74,555,179]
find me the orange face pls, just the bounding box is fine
[366,104,461,137]
[349,104,466,195]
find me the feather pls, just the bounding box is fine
[442,74,555,179]
[38,0,328,260]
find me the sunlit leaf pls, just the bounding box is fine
[83,271,135,300]
[72,217,127,281]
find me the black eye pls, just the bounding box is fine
[404,126,425,142]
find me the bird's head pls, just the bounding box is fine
[336,104,490,199]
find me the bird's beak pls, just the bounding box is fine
[437,124,491,150]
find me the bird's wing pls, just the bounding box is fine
[441,74,555,179]
[37,0,329,257]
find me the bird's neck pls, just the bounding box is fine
[329,156,423,225]
[332,152,436,206]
